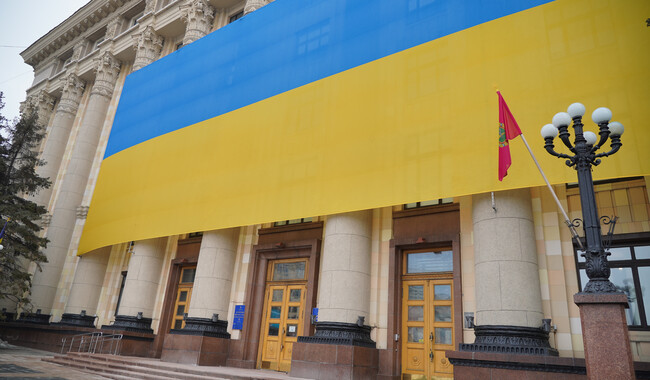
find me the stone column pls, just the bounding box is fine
[57,246,111,327]
[116,238,166,319]
[100,238,166,334]
[132,26,164,71]
[180,0,215,45]
[30,52,121,316]
[28,74,85,211]
[187,228,239,319]
[462,189,554,355]
[244,0,269,15]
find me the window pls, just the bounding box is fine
[273,217,313,227]
[187,231,203,238]
[577,241,650,329]
[404,198,453,209]
[229,10,243,23]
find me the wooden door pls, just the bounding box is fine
[259,283,306,371]
[170,266,196,330]
[402,279,454,379]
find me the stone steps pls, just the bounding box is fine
[42,352,301,380]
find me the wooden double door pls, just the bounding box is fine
[402,278,454,379]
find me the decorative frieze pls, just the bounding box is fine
[132,26,164,71]
[57,73,86,116]
[244,0,269,15]
[180,0,215,45]
[144,0,156,14]
[458,325,558,356]
[91,52,122,99]
[297,321,376,348]
[20,90,55,125]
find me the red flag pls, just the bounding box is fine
[498,91,522,181]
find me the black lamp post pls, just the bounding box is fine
[540,103,624,293]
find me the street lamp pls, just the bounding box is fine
[540,103,624,293]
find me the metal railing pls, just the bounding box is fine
[61,332,123,355]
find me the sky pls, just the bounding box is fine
[0,0,90,122]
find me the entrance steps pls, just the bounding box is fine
[42,352,302,380]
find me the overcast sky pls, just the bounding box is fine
[0,0,90,122]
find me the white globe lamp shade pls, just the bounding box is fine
[567,103,586,118]
[584,131,598,146]
[591,107,612,124]
[541,124,559,139]
[552,112,572,128]
[608,121,624,137]
[0,244,3,250]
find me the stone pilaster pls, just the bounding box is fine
[244,0,269,15]
[59,246,111,326]
[29,73,85,210]
[187,228,239,320]
[180,0,215,46]
[30,53,121,315]
[71,40,87,62]
[117,238,166,318]
[105,15,125,40]
[132,26,164,71]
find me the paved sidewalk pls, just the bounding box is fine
[0,342,108,379]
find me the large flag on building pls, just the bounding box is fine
[77,0,650,254]
[498,92,522,181]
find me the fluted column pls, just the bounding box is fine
[117,238,166,318]
[318,210,372,323]
[180,0,215,45]
[63,246,111,316]
[29,73,85,210]
[244,0,269,15]
[187,228,239,319]
[30,52,121,315]
[132,26,163,71]
[472,189,543,327]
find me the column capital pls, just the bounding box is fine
[144,0,156,14]
[180,0,215,45]
[244,0,269,15]
[132,25,164,71]
[20,90,56,125]
[71,40,88,62]
[57,73,86,116]
[91,52,122,99]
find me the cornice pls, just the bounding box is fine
[21,0,131,68]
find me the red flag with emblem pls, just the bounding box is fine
[498,91,522,181]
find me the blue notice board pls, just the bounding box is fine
[232,305,245,330]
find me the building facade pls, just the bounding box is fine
[2,0,649,379]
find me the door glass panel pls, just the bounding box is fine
[268,323,280,336]
[435,328,452,345]
[408,327,424,343]
[286,324,298,337]
[272,289,283,302]
[434,306,451,322]
[434,285,451,300]
[290,289,301,302]
[408,306,424,321]
[287,306,299,319]
[409,285,424,300]
[176,305,185,316]
[273,261,306,281]
[407,251,453,273]
[174,320,182,329]
[270,306,281,319]
[178,290,187,302]
[181,268,196,283]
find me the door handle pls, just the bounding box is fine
[429,350,434,362]
[429,332,433,342]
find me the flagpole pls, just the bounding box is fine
[518,134,584,250]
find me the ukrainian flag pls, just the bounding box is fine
[78,0,650,254]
